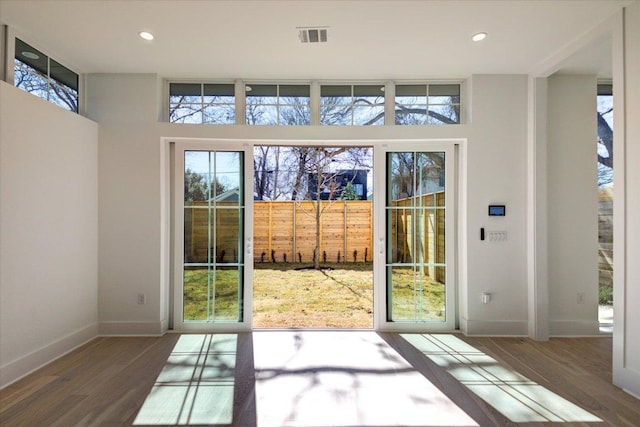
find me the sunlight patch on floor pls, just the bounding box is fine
[401,334,602,423]
[252,331,478,427]
[133,334,237,425]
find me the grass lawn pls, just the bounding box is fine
[253,262,374,328]
[184,263,446,328]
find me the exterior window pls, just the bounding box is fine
[320,85,385,125]
[169,83,235,124]
[14,38,79,113]
[395,84,460,125]
[245,84,310,125]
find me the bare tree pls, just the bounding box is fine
[14,60,78,112]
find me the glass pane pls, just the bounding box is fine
[213,268,241,321]
[215,208,240,262]
[15,38,48,75]
[185,151,211,174]
[353,105,384,125]
[428,84,460,97]
[396,111,428,125]
[354,85,385,97]
[203,104,235,124]
[183,266,210,320]
[14,60,49,97]
[49,80,78,112]
[170,83,201,97]
[246,104,278,125]
[414,209,438,264]
[184,207,209,263]
[279,105,310,125]
[214,152,241,201]
[388,266,445,322]
[387,151,446,323]
[170,95,201,104]
[428,105,460,124]
[183,150,244,324]
[170,105,203,124]
[396,85,427,97]
[388,208,413,264]
[279,84,310,99]
[321,85,351,98]
[416,152,445,195]
[49,59,78,91]
[320,105,351,125]
[246,84,277,104]
[388,152,415,202]
[203,83,234,97]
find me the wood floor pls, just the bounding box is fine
[1,332,638,426]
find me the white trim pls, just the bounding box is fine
[0,323,98,389]
[375,140,460,332]
[549,320,600,336]
[526,76,549,341]
[172,139,254,332]
[98,321,165,336]
[612,5,640,397]
[462,319,528,336]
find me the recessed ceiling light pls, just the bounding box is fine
[472,32,487,42]
[21,51,40,60]
[139,31,154,41]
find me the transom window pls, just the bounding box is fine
[395,84,461,125]
[14,38,79,113]
[169,83,235,124]
[167,80,462,126]
[320,84,385,125]
[245,84,310,125]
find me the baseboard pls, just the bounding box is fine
[0,322,98,389]
[549,319,600,336]
[98,321,165,336]
[461,318,528,336]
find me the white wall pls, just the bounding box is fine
[546,74,599,336]
[0,82,99,387]
[613,2,640,397]
[86,73,533,337]
[463,75,529,335]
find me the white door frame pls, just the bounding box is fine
[172,139,254,332]
[374,141,457,331]
[169,138,459,332]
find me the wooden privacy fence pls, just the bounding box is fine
[253,200,372,263]
[390,192,446,283]
[183,193,445,279]
[598,188,613,289]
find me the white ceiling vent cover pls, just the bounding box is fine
[298,27,328,43]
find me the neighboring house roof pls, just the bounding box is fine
[211,187,240,202]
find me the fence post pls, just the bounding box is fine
[343,200,347,263]
[292,201,297,262]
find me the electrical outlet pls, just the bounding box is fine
[577,292,585,304]
[137,293,146,305]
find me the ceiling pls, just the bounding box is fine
[0,0,629,80]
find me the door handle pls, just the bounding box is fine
[246,238,252,255]
[379,238,384,255]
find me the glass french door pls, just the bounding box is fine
[173,141,253,331]
[375,143,455,331]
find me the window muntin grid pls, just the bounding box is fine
[320,84,385,125]
[170,83,236,124]
[167,81,462,126]
[395,84,460,125]
[245,84,310,125]
[14,38,79,113]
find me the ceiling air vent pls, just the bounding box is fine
[298,27,328,43]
